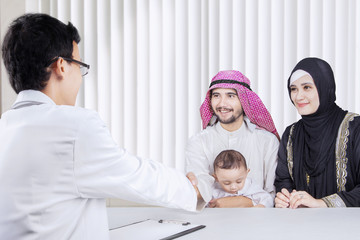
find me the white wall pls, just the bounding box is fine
[0,0,26,113]
[2,0,360,150]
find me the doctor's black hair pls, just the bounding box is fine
[2,13,81,94]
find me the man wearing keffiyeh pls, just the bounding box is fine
[186,70,280,208]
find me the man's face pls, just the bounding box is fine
[211,88,244,129]
[214,167,249,194]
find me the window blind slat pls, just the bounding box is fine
[174,0,188,170]
[123,0,137,154]
[258,0,271,108]
[97,0,111,127]
[162,0,175,167]
[110,0,124,146]
[83,0,98,110]
[188,0,201,139]
[335,0,348,108]
[232,0,245,74]
[136,0,150,158]
[149,0,163,163]
[270,0,284,132]
[219,0,232,70]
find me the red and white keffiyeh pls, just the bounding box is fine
[200,70,279,140]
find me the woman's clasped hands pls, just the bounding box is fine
[275,188,327,208]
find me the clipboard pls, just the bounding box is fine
[109,219,206,240]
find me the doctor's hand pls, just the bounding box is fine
[186,172,198,186]
[275,188,291,208]
[289,190,327,209]
[186,172,202,200]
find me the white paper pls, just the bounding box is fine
[109,219,203,240]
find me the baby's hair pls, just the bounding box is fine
[213,149,247,171]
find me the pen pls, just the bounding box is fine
[159,225,206,240]
[158,219,191,226]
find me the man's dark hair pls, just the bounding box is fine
[213,149,247,171]
[1,13,81,94]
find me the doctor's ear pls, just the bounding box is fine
[50,57,67,79]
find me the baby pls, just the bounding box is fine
[210,149,273,208]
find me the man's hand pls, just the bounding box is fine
[208,196,253,208]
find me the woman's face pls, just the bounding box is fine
[290,75,320,115]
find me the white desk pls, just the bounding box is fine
[107,207,360,240]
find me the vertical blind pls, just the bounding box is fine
[26,0,360,172]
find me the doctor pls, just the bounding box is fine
[0,13,201,240]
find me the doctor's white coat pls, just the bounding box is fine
[0,90,197,240]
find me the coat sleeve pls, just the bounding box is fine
[274,126,295,193]
[73,110,198,212]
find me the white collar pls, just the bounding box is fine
[215,116,256,136]
[12,90,56,109]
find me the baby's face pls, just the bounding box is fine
[214,167,249,194]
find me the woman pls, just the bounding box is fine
[275,57,360,208]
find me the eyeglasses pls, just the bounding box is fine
[47,56,90,76]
